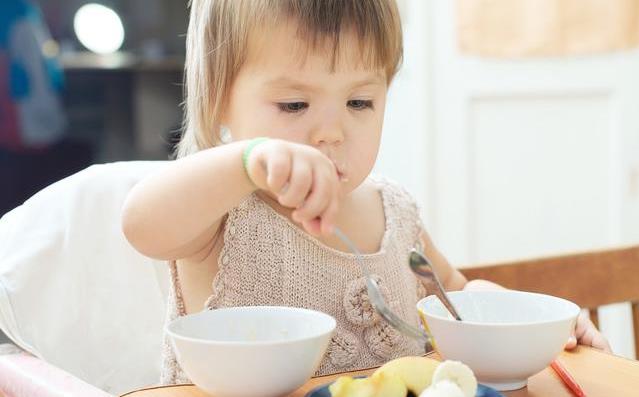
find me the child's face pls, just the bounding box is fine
[223,22,388,194]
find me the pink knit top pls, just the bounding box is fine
[160,177,428,384]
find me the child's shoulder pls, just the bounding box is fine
[359,175,422,231]
[366,174,419,208]
[359,175,423,244]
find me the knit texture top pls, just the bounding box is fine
[160,177,428,384]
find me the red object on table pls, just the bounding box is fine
[551,359,586,397]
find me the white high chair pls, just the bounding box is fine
[0,161,170,396]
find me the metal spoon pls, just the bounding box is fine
[409,249,463,321]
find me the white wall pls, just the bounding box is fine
[378,0,639,359]
[377,0,432,220]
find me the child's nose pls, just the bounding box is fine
[309,116,345,146]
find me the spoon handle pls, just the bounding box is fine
[412,249,463,321]
[436,290,463,322]
[334,228,433,348]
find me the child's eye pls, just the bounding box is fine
[347,99,374,110]
[277,102,309,113]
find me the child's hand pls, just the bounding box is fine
[564,310,612,353]
[245,139,341,236]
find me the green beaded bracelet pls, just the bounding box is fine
[242,137,270,181]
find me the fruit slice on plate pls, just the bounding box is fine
[420,379,466,397]
[372,356,440,395]
[312,356,501,397]
[329,371,407,397]
[430,360,478,397]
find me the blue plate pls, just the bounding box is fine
[305,377,504,397]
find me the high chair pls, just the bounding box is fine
[460,246,639,359]
[0,161,170,397]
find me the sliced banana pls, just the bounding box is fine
[419,379,466,397]
[431,360,478,397]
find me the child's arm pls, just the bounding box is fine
[122,140,340,260]
[122,142,254,260]
[419,229,467,291]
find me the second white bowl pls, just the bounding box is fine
[417,290,579,391]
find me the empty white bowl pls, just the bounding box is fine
[166,306,336,397]
[417,290,579,391]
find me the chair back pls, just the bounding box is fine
[0,161,169,395]
[460,246,639,359]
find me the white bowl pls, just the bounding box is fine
[417,290,579,391]
[166,306,336,397]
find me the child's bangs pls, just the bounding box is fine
[252,0,403,80]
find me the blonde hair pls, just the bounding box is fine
[177,0,403,158]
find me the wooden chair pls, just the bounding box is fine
[459,245,639,359]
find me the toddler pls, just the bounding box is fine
[121,0,611,385]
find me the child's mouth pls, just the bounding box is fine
[334,164,348,182]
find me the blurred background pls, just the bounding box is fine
[0,0,638,359]
[0,0,186,217]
